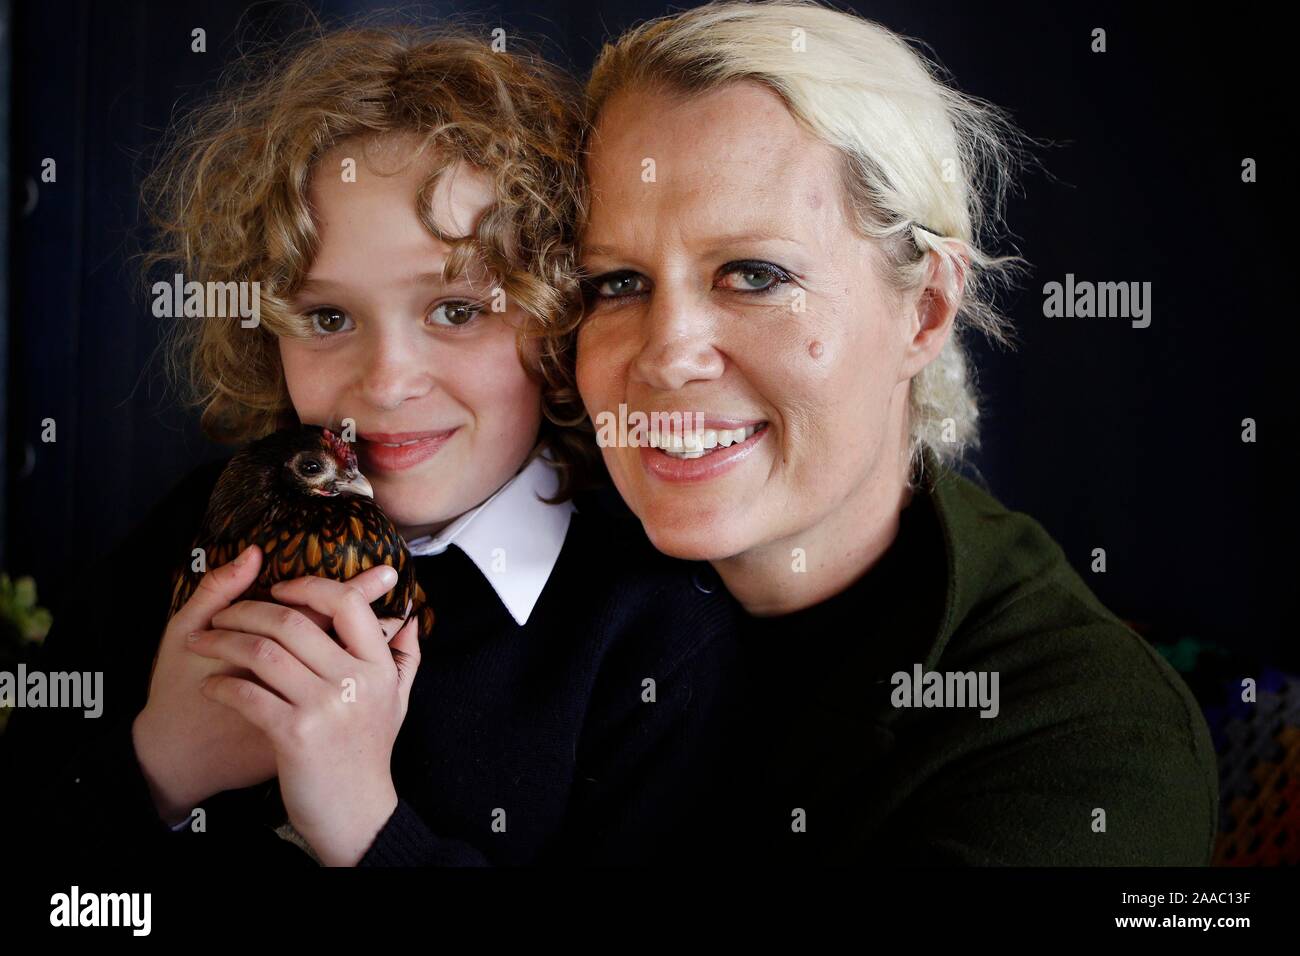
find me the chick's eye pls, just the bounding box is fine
[717,262,792,293]
[307,308,353,335]
[299,458,323,475]
[429,301,483,328]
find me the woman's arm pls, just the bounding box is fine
[861,612,1219,866]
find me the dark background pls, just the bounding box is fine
[1,2,1286,665]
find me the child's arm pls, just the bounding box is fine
[354,800,491,866]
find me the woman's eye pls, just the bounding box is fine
[585,271,646,300]
[307,308,353,336]
[717,262,792,293]
[428,301,484,328]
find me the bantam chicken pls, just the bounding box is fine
[167,424,434,644]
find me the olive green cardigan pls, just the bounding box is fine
[721,455,1220,865]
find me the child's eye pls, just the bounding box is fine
[716,261,793,294]
[306,307,354,336]
[428,300,485,328]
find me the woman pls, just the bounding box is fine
[573,0,1218,864]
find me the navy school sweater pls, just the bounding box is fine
[0,459,743,867]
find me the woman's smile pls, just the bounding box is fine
[639,421,770,483]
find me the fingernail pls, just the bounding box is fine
[186,631,201,642]
[379,566,398,586]
[233,547,252,567]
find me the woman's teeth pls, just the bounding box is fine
[652,423,766,459]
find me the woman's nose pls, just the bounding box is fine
[631,290,725,392]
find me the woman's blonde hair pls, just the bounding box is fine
[141,21,604,500]
[582,0,1032,484]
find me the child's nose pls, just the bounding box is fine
[357,333,434,410]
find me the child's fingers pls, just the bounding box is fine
[187,628,318,704]
[277,565,400,635]
[335,564,403,603]
[260,565,396,634]
[268,575,391,664]
[211,600,350,677]
[199,673,292,736]
[173,545,262,636]
[284,603,334,634]
[389,617,422,705]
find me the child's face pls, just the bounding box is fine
[280,135,543,538]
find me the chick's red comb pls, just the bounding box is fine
[321,428,358,469]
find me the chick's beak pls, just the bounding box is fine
[336,470,375,499]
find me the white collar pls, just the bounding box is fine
[403,451,575,626]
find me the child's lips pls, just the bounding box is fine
[357,429,459,472]
[359,429,458,445]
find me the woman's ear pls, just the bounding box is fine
[899,244,968,380]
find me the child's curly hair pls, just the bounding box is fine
[140,22,603,500]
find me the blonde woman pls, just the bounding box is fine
[574,0,1218,864]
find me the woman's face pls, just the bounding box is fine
[279,134,543,538]
[576,82,944,563]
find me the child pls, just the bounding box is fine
[0,24,741,867]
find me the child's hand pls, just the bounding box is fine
[187,572,422,866]
[133,544,276,826]
[132,546,405,828]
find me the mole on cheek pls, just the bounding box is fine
[808,340,825,360]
